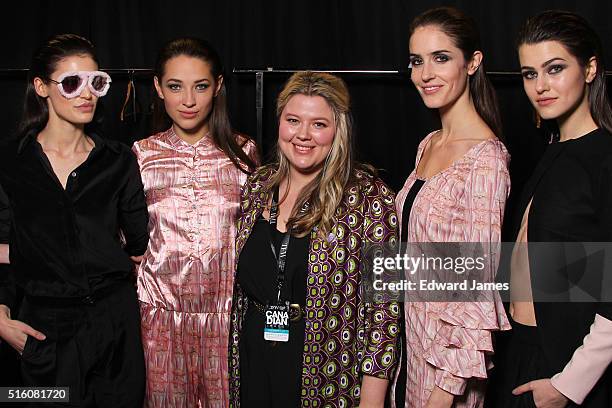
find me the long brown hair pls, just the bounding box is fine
[410,6,503,139]
[516,10,612,135]
[152,37,257,173]
[269,71,369,237]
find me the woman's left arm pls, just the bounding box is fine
[118,149,149,257]
[359,177,400,406]
[516,314,612,407]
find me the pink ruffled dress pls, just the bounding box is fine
[394,131,511,407]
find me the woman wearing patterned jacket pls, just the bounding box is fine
[228,71,400,407]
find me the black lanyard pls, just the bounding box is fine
[267,187,292,304]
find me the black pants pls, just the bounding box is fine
[487,318,557,408]
[18,282,145,407]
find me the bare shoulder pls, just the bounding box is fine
[450,123,500,154]
[457,123,497,145]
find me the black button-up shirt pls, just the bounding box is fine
[0,132,149,308]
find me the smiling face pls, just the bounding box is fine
[34,54,99,126]
[154,55,222,134]
[409,25,480,109]
[278,94,335,177]
[519,40,595,121]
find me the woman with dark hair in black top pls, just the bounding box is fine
[0,34,148,407]
[489,11,612,408]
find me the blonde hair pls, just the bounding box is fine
[269,71,356,238]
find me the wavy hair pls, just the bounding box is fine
[268,71,367,237]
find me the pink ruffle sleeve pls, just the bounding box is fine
[428,142,511,394]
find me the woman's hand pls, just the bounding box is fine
[0,305,45,354]
[425,386,454,408]
[130,255,143,264]
[513,379,569,408]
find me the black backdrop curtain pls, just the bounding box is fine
[4,0,612,189]
[1,0,611,387]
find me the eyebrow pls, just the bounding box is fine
[284,113,331,121]
[410,49,452,57]
[166,78,210,83]
[520,57,567,70]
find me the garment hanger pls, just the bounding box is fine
[120,69,137,122]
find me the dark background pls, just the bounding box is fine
[0,0,610,388]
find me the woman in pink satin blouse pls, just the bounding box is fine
[132,38,258,408]
[392,7,510,408]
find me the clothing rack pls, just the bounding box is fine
[0,69,155,124]
[0,68,154,74]
[232,68,523,149]
[3,67,611,147]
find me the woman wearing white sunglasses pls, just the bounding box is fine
[0,34,149,407]
[47,69,111,99]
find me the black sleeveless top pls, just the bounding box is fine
[400,178,425,242]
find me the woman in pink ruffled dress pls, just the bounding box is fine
[393,7,510,408]
[132,38,258,408]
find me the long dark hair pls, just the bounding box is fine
[516,10,612,135]
[410,6,503,139]
[17,34,102,138]
[152,37,257,173]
